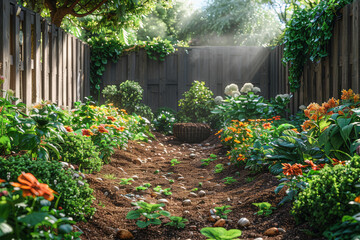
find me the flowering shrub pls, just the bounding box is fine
[0,175,81,239]
[0,155,95,221]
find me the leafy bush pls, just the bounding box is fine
[165,216,188,229]
[0,155,95,221]
[153,108,176,135]
[177,81,215,124]
[126,201,170,228]
[102,80,153,121]
[50,132,103,172]
[292,156,360,232]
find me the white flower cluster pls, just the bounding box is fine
[214,96,224,105]
[275,94,291,101]
[224,84,240,97]
[240,83,254,93]
[299,105,307,110]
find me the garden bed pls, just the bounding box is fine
[77,132,323,240]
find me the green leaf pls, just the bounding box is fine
[58,224,73,234]
[136,220,150,228]
[18,212,49,227]
[126,210,141,219]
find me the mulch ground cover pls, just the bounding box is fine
[77,132,325,240]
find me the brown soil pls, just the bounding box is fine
[77,132,325,240]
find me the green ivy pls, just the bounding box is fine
[88,36,186,96]
[283,0,353,92]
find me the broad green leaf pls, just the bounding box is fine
[58,224,73,234]
[18,212,49,227]
[126,210,141,219]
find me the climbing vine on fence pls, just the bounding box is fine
[282,0,353,92]
[88,36,187,97]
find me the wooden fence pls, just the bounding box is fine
[0,0,90,108]
[101,47,271,111]
[270,0,360,113]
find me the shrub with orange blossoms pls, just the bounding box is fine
[11,172,56,201]
[97,124,109,133]
[0,178,5,183]
[65,126,73,132]
[81,129,94,136]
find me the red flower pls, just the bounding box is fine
[282,163,304,176]
[107,116,116,122]
[11,173,56,201]
[65,126,73,132]
[273,116,281,121]
[97,124,109,133]
[262,122,272,129]
[0,178,5,183]
[82,129,94,136]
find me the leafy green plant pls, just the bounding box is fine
[0,155,95,221]
[201,154,218,166]
[199,182,203,187]
[103,174,117,180]
[162,188,172,196]
[191,188,198,192]
[246,177,255,183]
[153,108,176,135]
[49,132,103,172]
[213,90,270,124]
[177,80,215,123]
[252,202,276,216]
[170,158,181,166]
[140,37,176,61]
[0,188,81,240]
[292,156,360,232]
[120,178,134,185]
[214,206,232,219]
[102,80,153,121]
[126,201,170,228]
[214,164,224,173]
[223,177,237,185]
[200,227,242,240]
[165,216,188,229]
[153,185,162,192]
[136,186,147,191]
[169,179,174,184]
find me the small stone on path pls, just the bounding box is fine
[189,192,198,197]
[214,219,226,227]
[157,199,169,204]
[182,199,192,206]
[116,229,134,239]
[198,190,206,197]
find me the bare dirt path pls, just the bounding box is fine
[78,133,321,240]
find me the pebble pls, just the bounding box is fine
[189,192,198,198]
[264,227,286,236]
[73,173,79,178]
[254,238,263,240]
[237,217,250,227]
[204,143,210,146]
[60,162,69,168]
[177,177,185,180]
[189,153,196,158]
[189,225,197,231]
[96,178,103,181]
[157,199,169,204]
[182,199,192,206]
[116,229,134,239]
[214,219,226,227]
[104,191,109,196]
[198,190,206,197]
[180,186,187,190]
[133,159,142,165]
[183,210,190,215]
[189,148,196,152]
[131,175,139,180]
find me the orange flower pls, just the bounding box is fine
[291,128,299,133]
[215,129,223,135]
[11,173,56,201]
[234,139,240,144]
[237,154,246,161]
[107,116,116,122]
[224,137,233,142]
[331,158,345,166]
[262,122,272,129]
[282,163,304,176]
[273,116,281,121]
[304,160,322,171]
[341,89,355,100]
[354,196,360,203]
[82,129,94,136]
[302,120,315,131]
[0,178,5,183]
[64,126,73,132]
[98,124,109,133]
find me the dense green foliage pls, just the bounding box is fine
[282,0,353,91]
[153,108,176,135]
[177,81,215,123]
[102,80,154,121]
[292,156,360,232]
[50,132,103,172]
[0,155,95,221]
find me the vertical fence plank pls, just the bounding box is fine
[23,9,32,106]
[342,5,350,90]
[332,21,340,99]
[0,0,11,93]
[67,35,72,108]
[34,13,41,103]
[84,45,90,98]
[72,37,76,103]
[353,0,360,92]
[50,24,57,102]
[12,3,21,98]
[76,39,80,102]
[57,29,63,106]
[42,20,49,100]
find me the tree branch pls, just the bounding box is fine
[70,0,108,17]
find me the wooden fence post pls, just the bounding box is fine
[0,0,11,93]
